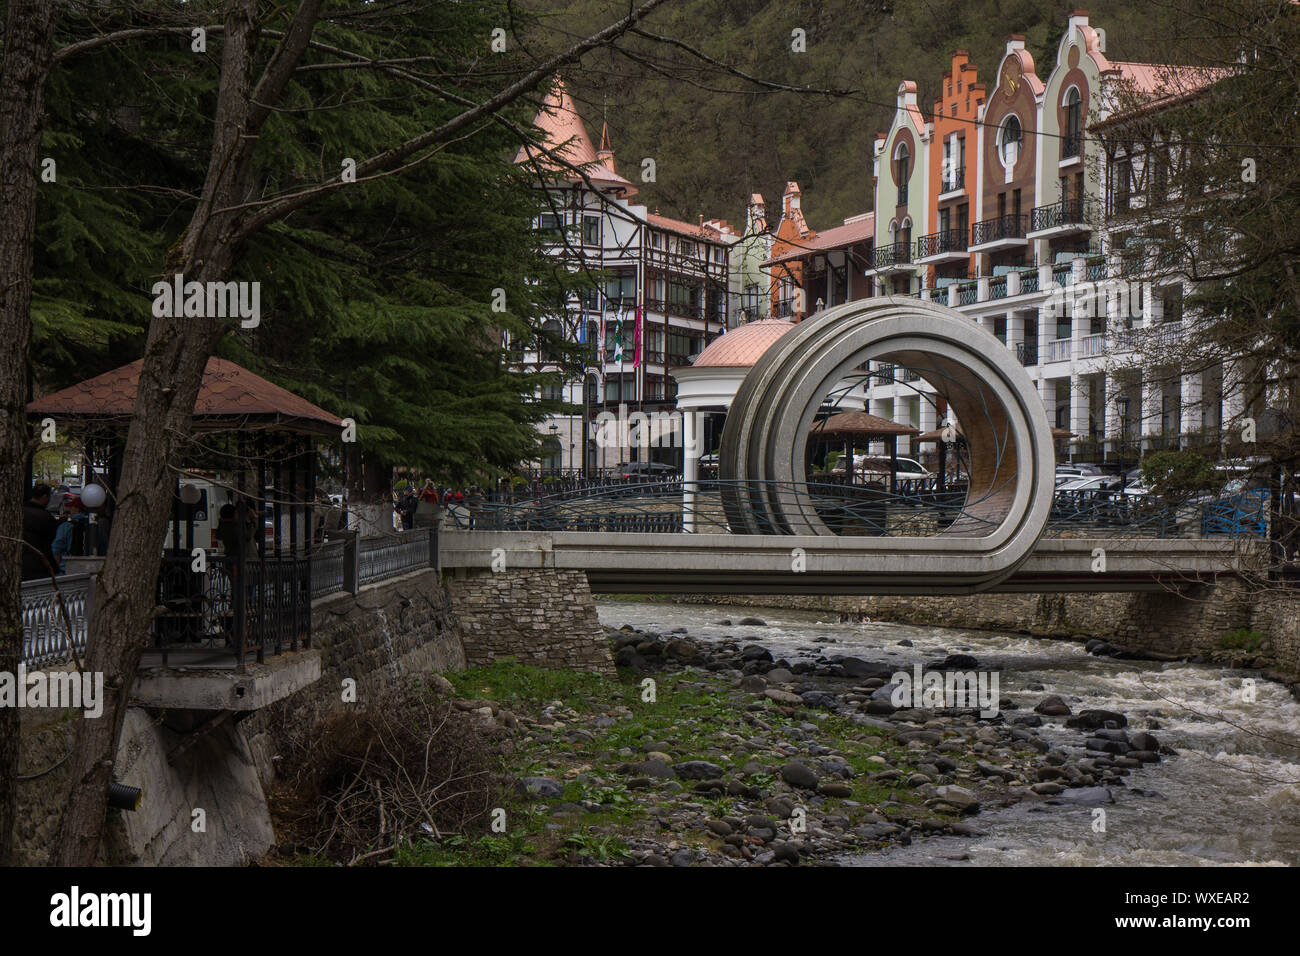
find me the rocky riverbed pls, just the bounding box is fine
[442,614,1184,867]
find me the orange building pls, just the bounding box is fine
[918,51,985,288]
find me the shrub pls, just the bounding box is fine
[1219,628,1265,653]
[270,676,507,865]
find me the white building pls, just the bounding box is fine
[514,80,738,474]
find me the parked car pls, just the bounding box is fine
[1055,475,1125,493]
[830,454,931,483]
[616,461,679,480]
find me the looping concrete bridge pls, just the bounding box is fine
[447,299,1255,595]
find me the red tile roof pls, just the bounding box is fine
[514,78,637,196]
[646,212,725,241]
[763,213,874,267]
[28,357,344,436]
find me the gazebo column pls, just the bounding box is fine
[682,409,700,533]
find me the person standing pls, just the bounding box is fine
[51,496,88,572]
[22,484,59,581]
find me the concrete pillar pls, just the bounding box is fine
[1141,379,1162,447]
[1007,312,1025,353]
[1180,372,1203,441]
[1103,374,1121,454]
[1070,374,1090,453]
[1039,376,1056,422]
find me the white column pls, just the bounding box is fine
[1180,372,1203,440]
[1007,312,1025,354]
[1070,374,1089,454]
[682,410,700,533]
[1103,374,1121,456]
[1141,379,1162,448]
[1039,377,1056,423]
[1221,360,1246,428]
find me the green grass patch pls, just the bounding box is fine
[1219,628,1265,653]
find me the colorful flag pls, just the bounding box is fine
[612,308,625,363]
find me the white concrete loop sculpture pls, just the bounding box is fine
[719,297,1055,589]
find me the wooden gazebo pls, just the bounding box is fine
[810,411,920,493]
[28,357,343,670]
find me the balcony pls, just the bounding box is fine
[1080,333,1106,358]
[1017,268,1040,294]
[988,276,1008,299]
[1015,342,1038,366]
[1027,197,1090,239]
[1045,338,1072,363]
[868,241,914,274]
[969,213,1028,252]
[1061,134,1082,161]
[915,229,968,263]
[938,166,966,197]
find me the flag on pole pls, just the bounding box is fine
[612,308,625,363]
[598,310,606,364]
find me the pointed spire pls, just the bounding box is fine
[597,121,617,175]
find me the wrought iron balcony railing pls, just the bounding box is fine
[971,213,1028,246]
[1030,197,1088,232]
[916,229,967,259]
[871,241,913,270]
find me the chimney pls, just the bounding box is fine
[784,181,801,216]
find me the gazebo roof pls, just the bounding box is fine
[27,357,344,437]
[812,411,919,438]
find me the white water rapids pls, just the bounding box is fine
[596,599,1300,866]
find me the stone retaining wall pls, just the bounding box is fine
[241,567,466,789]
[446,567,614,676]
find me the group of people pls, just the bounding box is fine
[394,479,482,530]
[21,483,103,581]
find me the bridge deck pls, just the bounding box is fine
[440,530,1251,595]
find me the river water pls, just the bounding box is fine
[595,598,1300,866]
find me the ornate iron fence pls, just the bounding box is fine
[19,573,92,669]
[359,529,432,586]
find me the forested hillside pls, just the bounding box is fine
[532,0,1174,229]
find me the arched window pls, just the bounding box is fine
[894,142,910,203]
[1064,87,1082,158]
[1000,115,1022,168]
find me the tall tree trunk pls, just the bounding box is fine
[51,0,262,866]
[0,0,55,866]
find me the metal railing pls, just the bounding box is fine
[19,527,439,671]
[957,281,979,305]
[20,573,92,669]
[359,529,434,586]
[1018,268,1040,293]
[939,167,965,193]
[989,276,1008,299]
[916,229,967,259]
[971,213,1028,246]
[1030,197,1087,232]
[1015,341,1038,366]
[871,241,913,270]
[311,538,347,598]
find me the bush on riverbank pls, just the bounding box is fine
[268,675,506,866]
